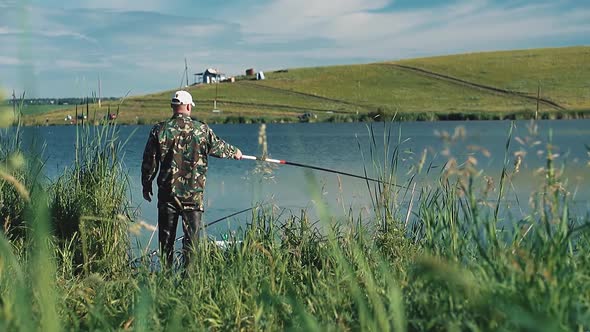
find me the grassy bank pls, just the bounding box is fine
[2,96,590,330]
[22,46,590,126]
[396,46,590,110]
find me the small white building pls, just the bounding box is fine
[194,68,227,84]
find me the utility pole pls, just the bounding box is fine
[185,58,189,87]
[535,82,541,121]
[214,75,219,110]
[11,89,16,117]
[179,58,189,89]
[98,74,102,108]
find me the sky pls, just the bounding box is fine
[0,0,589,98]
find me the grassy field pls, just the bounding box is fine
[395,46,590,110]
[257,64,531,112]
[22,46,590,125]
[22,104,70,115]
[2,103,67,116]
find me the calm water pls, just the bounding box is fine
[15,120,590,246]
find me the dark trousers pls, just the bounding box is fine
[158,201,202,268]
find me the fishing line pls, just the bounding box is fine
[241,154,408,189]
[133,203,265,264]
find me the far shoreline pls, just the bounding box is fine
[21,109,590,127]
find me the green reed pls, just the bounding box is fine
[1,109,589,330]
[49,119,133,276]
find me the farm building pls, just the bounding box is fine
[194,68,226,84]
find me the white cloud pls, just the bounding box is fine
[270,0,389,17]
[0,1,16,9]
[0,27,23,35]
[68,0,165,12]
[236,0,492,43]
[0,56,22,65]
[235,0,590,58]
[0,25,95,42]
[39,29,97,42]
[236,0,390,42]
[179,24,226,37]
[54,59,111,70]
[3,0,588,97]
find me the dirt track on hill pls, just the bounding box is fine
[378,63,567,111]
[239,81,369,110]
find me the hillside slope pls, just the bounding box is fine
[25,46,590,125]
[395,46,589,110]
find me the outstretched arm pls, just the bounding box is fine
[208,127,242,159]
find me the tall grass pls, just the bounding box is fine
[0,97,35,239]
[1,98,133,328]
[1,104,589,330]
[50,122,132,276]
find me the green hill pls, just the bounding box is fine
[395,46,590,110]
[25,46,590,125]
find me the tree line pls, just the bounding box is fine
[3,97,119,106]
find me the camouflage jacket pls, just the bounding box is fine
[141,114,238,208]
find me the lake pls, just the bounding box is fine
[15,120,590,247]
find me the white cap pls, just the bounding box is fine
[171,90,195,106]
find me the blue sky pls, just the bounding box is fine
[1,0,588,98]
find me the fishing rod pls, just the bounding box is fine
[241,154,408,189]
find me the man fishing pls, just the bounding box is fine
[141,90,242,268]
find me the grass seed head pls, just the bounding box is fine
[0,108,14,128]
[7,152,26,171]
